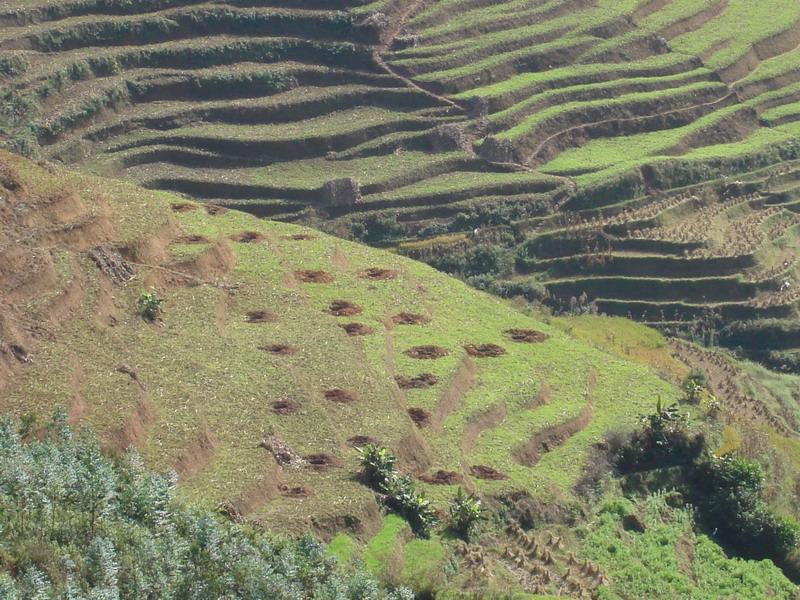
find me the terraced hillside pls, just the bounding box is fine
[4,147,800,596]
[2,0,800,368]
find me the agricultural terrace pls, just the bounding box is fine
[2,0,800,367]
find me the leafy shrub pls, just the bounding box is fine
[137,290,163,320]
[0,413,412,599]
[350,215,404,244]
[681,369,707,404]
[448,488,483,540]
[357,445,438,537]
[614,399,704,473]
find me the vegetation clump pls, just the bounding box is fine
[0,413,411,599]
[357,444,438,537]
[137,290,163,321]
[448,487,483,541]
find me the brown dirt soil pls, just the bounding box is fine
[395,373,439,389]
[391,312,431,325]
[174,234,211,244]
[230,231,265,243]
[279,484,312,498]
[171,240,235,283]
[469,465,508,480]
[405,345,449,359]
[461,403,507,455]
[420,469,462,485]
[174,424,217,481]
[260,344,299,356]
[359,267,399,280]
[514,372,595,466]
[205,204,228,215]
[109,395,155,452]
[431,355,477,430]
[295,269,334,283]
[170,202,197,212]
[505,328,550,343]
[245,310,278,323]
[348,434,380,447]
[305,453,341,472]
[271,400,300,415]
[327,300,362,316]
[324,388,357,403]
[340,322,374,336]
[464,343,507,357]
[408,407,432,427]
[281,233,315,240]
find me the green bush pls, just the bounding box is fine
[447,488,483,541]
[137,290,164,321]
[0,413,412,599]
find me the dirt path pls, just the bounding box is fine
[430,354,477,430]
[373,0,464,113]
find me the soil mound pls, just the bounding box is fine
[395,373,439,389]
[295,270,334,283]
[408,407,432,427]
[464,343,507,357]
[469,465,508,480]
[205,204,228,216]
[230,231,265,243]
[327,300,362,316]
[324,388,357,403]
[347,435,380,447]
[405,345,449,359]
[260,344,298,356]
[305,453,341,472]
[282,233,315,241]
[505,329,549,343]
[391,312,430,325]
[245,310,277,323]
[340,322,374,336]
[174,234,211,244]
[170,202,197,212]
[271,400,300,415]
[420,470,462,485]
[279,484,312,498]
[359,268,398,280]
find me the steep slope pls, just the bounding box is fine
[3,150,800,596]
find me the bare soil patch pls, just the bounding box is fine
[340,322,374,336]
[271,400,300,415]
[281,233,315,241]
[305,453,341,472]
[359,267,398,280]
[260,344,298,356]
[391,312,430,325]
[295,269,334,283]
[395,373,439,389]
[230,231,265,243]
[279,484,312,498]
[205,204,228,216]
[505,328,549,343]
[469,465,508,480]
[245,310,277,323]
[174,234,211,244]
[328,300,362,316]
[405,345,449,359]
[420,470,462,485]
[324,388,357,403]
[348,435,380,447]
[170,202,197,212]
[408,407,432,427]
[464,343,507,357]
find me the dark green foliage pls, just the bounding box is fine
[613,399,704,473]
[691,455,800,569]
[681,369,706,404]
[447,488,483,540]
[357,445,438,538]
[350,215,404,244]
[137,290,164,321]
[429,243,511,278]
[0,413,411,599]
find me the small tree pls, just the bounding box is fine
[357,444,396,488]
[682,369,706,404]
[137,290,163,321]
[448,488,483,540]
